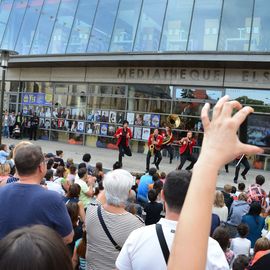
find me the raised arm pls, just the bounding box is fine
[168,95,263,270]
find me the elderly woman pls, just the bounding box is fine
[85,169,144,270]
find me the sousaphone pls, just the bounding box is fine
[166,114,181,128]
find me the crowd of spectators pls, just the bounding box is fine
[0,97,269,270]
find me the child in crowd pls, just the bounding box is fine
[250,237,270,267]
[0,163,11,186]
[231,186,238,201]
[212,226,235,266]
[235,182,246,197]
[144,189,163,225]
[230,223,251,257]
[12,125,21,139]
[160,171,166,184]
[232,255,249,270]
[72,231,86,270]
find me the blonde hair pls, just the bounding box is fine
[224,184,232,193]
[238,193,248,201]
[213,191,225,208]
[254,237,270,254]
[0,163,10,176]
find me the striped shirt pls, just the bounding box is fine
[86,204,144,270]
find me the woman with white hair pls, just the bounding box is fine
[85,169,144,270]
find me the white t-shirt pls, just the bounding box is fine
[116,218,229,270]
[212,206,228,222]
[230,237,251,257]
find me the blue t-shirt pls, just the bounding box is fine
[137,174,153,200]
[0,183,73,239]
[242,214,265,248]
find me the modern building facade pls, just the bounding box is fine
[1,0,270,169]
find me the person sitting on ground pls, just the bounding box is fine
[72,231,87,270]
[75,168,94,209]
[222,184,234,212]
[94,162,104,182]
[116,170,229,270]
[0,225,73,270]
[86,169,144,270]
[242,202,265,248]
[230,223,251,257]
[12,124,21,139]
[67,164,77,185]
[231,186,238,200]
[66,158,74,171]
[160,171,166,184]
[66,202,83,255]
[0,163,11,187]
[212,226,235,266]
[82,153,94,175]
[45,169,65,196]
[226,193,250,238]
[212,191,228,223]
[125,189,143,217]
[235,182,246,197]
[250,237,270,267]
[47,158,56,175]
[0,143,73,243]
[232,255,249,270]
[144,189,163,225]
[247,175,267,208]
[137,167,157,206]
[53,150,65,168]
[113,161,122,170]
[64,183,86,223]
[54,166,70,194]
[0,144,9,165]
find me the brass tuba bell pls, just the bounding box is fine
[167,114,181,128]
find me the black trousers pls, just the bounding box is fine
[178,153,197,170]
[146,149,162,171]
[118,144,132,164]
[155,144,173,163]
[29,126,38,140]
[234,156,250,181]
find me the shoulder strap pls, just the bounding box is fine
[155,223,170,264]
[97,205,121,251]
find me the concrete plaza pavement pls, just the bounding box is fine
[4,138,270,191]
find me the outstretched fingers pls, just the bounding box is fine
[212,95,230,119]
[233,106,254,126]
[238,142,264,156]
[201,103,210,130]
[221,100,242,117]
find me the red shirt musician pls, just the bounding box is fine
[177,131,197,171]
[146,129,163,172]
[114,120,132,166]
[161,127,174,164]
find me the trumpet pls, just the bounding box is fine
[149,144,155,156]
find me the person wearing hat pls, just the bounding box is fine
[114,120,132,166]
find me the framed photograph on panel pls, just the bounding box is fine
[143,114,151,126]
[134,114,143,125]
[142,128,150,140]
[151,114,160,128]
[127,112,135,125]
[77,121,85,133]
[101,111,109,122]
[100,123,108,135]
[108,125,116,136]
[109,111,117,123]
[116,111,125,124]
[134,127,142,139]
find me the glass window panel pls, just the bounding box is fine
[0,0,15,45]
[66,0,98,53]
[250,0,270,51]
[160,0,194,51]
[218,0,253,51]
[127,99,171,113]
[133,0,167,51]
[175,87,222,101]
[109,0,142,52]
[128,85,173,99]
[21,82,53,94]
[15,0,44,55]
[173,101,206,116]
[87,96,126,110]
[188,0,222,51]
[87,0,119,53]
[30,0,61,54]
[1,0,28,50]
[226,88,270,106]
[92,85,126,96]
[47,0,78,54]
[67,95,87,108]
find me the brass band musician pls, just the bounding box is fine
[177,131,197,170]
[146,129,163,172]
